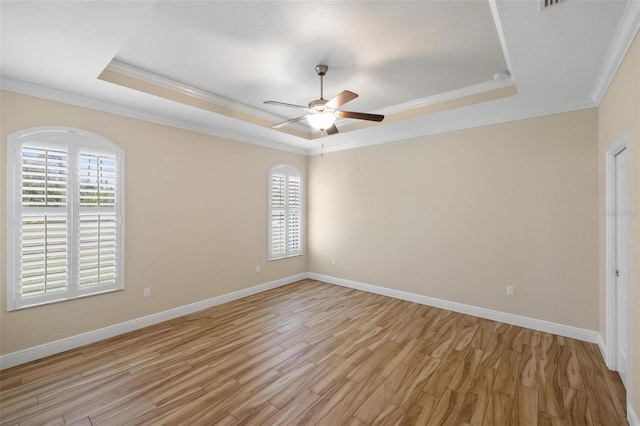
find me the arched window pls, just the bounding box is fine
[269,164,302,260]
[6,127,125,310]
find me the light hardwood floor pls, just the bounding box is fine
[0,279,628,425]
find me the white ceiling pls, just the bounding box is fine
[1,0,638,155]
[115,1,506,113]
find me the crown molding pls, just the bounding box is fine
[3,76,597,158]
[373,0,515,118]
[488,0,514,77]
[591,0,640,105]
[0,76,308,155]
[377,78,515,116]
[309,99,596,156]
[106,61,518,138]
[104,60,311,134]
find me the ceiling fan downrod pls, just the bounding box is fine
[316,65,328,100]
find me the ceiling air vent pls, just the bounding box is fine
[540,0,566,11]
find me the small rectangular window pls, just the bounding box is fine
[269,165,302,260]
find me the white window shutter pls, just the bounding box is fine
[20,213,68,297]
[269,165,302,260]
[7,127,125,311]
[270,173,286,257]
[78,212,117,288]
[21,146,68,207]
[287,209,301,253]
[77,153,118,289]
[287,175,301,254]
[20,147,69,298]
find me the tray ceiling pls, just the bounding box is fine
[0,0,636,154]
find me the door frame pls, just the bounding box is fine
[604,132,629,376]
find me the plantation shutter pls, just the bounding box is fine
[8,127,124,311]
[269,165,302,260]
[78,153,118,289]
[287,175,301,254]
[20,146,69,297]
[270,173,286,257]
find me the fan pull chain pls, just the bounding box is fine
[321,141,324,158]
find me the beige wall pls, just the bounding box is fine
[3,52,635,418]
[598,32,640,421]
[308,108,599,330]
[0,91,307,355]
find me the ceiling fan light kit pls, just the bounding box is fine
[264,64,384,136]
[306,111,337,130]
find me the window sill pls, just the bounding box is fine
[7,287,124,312]
[268,253,303,262]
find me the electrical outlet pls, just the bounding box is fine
[332,258,336,266]
[144,287,151,298]
[506,285,515,296]
[256,264,260,273]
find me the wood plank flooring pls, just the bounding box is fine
[0,279,628,425]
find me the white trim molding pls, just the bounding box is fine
[0,77,307,156]
[307,273,599,343]
[0,75,598,159]
[597,333,608,366]
[629,403,640,426]
[308,100,596,156]
[604,132,630,371]
[591,0,640,105]
[376,79,515,116]
[104,60,310,134]
[488,0,514,78]
[0,271,606,370]
[0,273,306,370]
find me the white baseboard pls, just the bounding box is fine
[0,273,306,370]
[307,273,599,344]
[0,271,604,370]
[597,333,610,367]
[630,403,640,426]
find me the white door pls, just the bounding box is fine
[615,146,629,388]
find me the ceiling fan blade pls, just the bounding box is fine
[326,124,339,135]
[272,115,309,129]
[264,100,308,110]
[337,110,384,122]
[326,90,358,109]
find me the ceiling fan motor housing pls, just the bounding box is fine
[308,98,332,112]
[315,65,328,76]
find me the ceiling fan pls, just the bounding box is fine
[264,65,384,135]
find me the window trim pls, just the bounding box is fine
[7,126,125,311]
[268,164,303,261]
